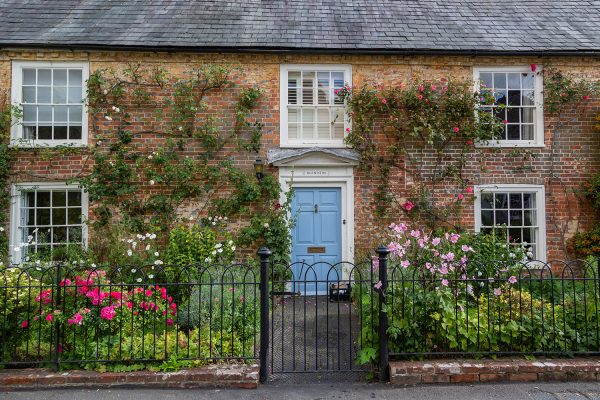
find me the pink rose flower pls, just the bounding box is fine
[166,319,174,326]
[20,320,29,328]
[508,276,517,284]
[403,201,414,211]
[45,314,53,322]
[100,306,116,321]
[453,127,460,133]
[466,187,474,194]
[457,194,464,201]
[417,94,423,100]
[530,64,537,72]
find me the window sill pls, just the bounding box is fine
[9,140,88,149]
[280,142,348,149]
[475,141,545,149]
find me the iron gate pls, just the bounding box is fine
[257,247,390,381]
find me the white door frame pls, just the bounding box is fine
[277,162,355,269]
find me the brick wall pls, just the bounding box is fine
[0,49,598,260]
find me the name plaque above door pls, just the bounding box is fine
[303,170,329,176]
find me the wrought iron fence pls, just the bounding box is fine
[384,257,600,359]
[0,261,260,370]
[2,248,599,384]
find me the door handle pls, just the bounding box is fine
[314,204,318,213]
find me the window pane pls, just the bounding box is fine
[509,193,522,208]
[22,105,36,122]
[38,86,51,103]
[317,108,330,124]
[68,191,82,206]
[481,210,493,226]
[38,69,51,85]
[54,126,68,140]
[302,108,314,123]
[522,125,534,140]
[479,73,493,89]
[37,208,50,225]
[507,107,519,123]
[68,69,82,85]
[494,73,506,89]
[53,69,67,85]
[69,126,82,140]
[317,124,330,139]
[69,105,82,122]
[53,87,67,104]
[288,123,298,139]
[508,90,520,106]
[332,122,344,139]
[495,210,508,225]
[53,227,67,243]
[508,73,521,89]
[68,226,82,242]
[54,105,68,122]
[522,90,534,106]
[522,73,535,89]
[523,210,534,226]
[23,126,36,139]
[23,69,36,85]
[523,193,535,208]
[521,108,534,124]
[52,191,66,207]
[495,90,507,105]
[38,105,52,122]
[332,72,344,88]
[494,193,508,208]
[481,192,493,208]
[37,191,50,207]
[68,86,82,104]
[52,208,67,225]
[507,125,520,140]
[38,126,52,139]
[509,210,522,226]
[23,87,36,103]
[508,228,521,243]
[68,208,82,224]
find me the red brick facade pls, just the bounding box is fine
[0,49,598,260]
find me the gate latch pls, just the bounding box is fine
[314,204,319,213]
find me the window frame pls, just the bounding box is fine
[11,60,89,147]
[474,184,546,262]
[473,66,544,148]
[9,182,89,263]
[280,64,352,148]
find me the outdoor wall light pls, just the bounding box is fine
[254,158,265,181]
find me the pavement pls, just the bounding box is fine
[3,382,600,400]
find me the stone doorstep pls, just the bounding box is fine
[0,364,259,391]
[390,358,600,385]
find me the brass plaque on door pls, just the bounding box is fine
[307,246,326,254]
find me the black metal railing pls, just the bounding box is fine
[2,248,599,384]
[0,261,260,370]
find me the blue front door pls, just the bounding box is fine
[291,188,342,295]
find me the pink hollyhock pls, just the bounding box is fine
[449,233,460,244]
[20,320,28,328]
[400,260,410,268]
[493,288,502,296]
[453,127,460,133]
[100,306,116,321]
[46,314,53,322]
[239,295,245,303]
[508,276,517,284]
[441,279,449,287]
[530,64,537,72]
[457,194,464,201]
[466,187,474,194]
[431,237,441,246]
[410,229,421,238]
[374,281,383,290]
[167,319,174,326]
[403,201,414,211]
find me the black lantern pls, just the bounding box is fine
[254,158,265,181]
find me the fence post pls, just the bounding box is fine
[376,245,390,382]
[257,247,272,384]
[53,262,63,372]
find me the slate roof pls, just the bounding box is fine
[0,0,599,54]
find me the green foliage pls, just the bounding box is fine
[165,221,235,266]
[567,226,600,258]
[543,67,598,114]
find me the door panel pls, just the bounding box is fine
[291,188,342,295]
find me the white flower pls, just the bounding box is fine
[91,263,96,268]
[208,216,212,221]
[217,248,223,253]
[148,274,154,279]
[127,239,134,244]
[131,269,137,273]
[509,252,516,259]
[188,216,194,221]
[136,278,142,283]
[526,251,534,258]
[13,246,20,252]
[127,249,133,257]
[35,260,41,265]
[263,223,269,229]
[154,251,159,257]
[145,244,150,251]
[150,234,156,240]
[103,89,108,95]
[105,115,112,121]
[145,233,151,237]
[137,234,143,239]
[154,260,163,265]
[212,222,216,226]
[215,243,222,249]
[231,246,236,251]
[132,241,137,249]
[0,227,5,232]
[178,126,183,131]
[224,217,228,221]
[148,155,153,159]
[211,250,217,255]
[149,180,155,185]
[204,257,211,262]
[228,240,234,245]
